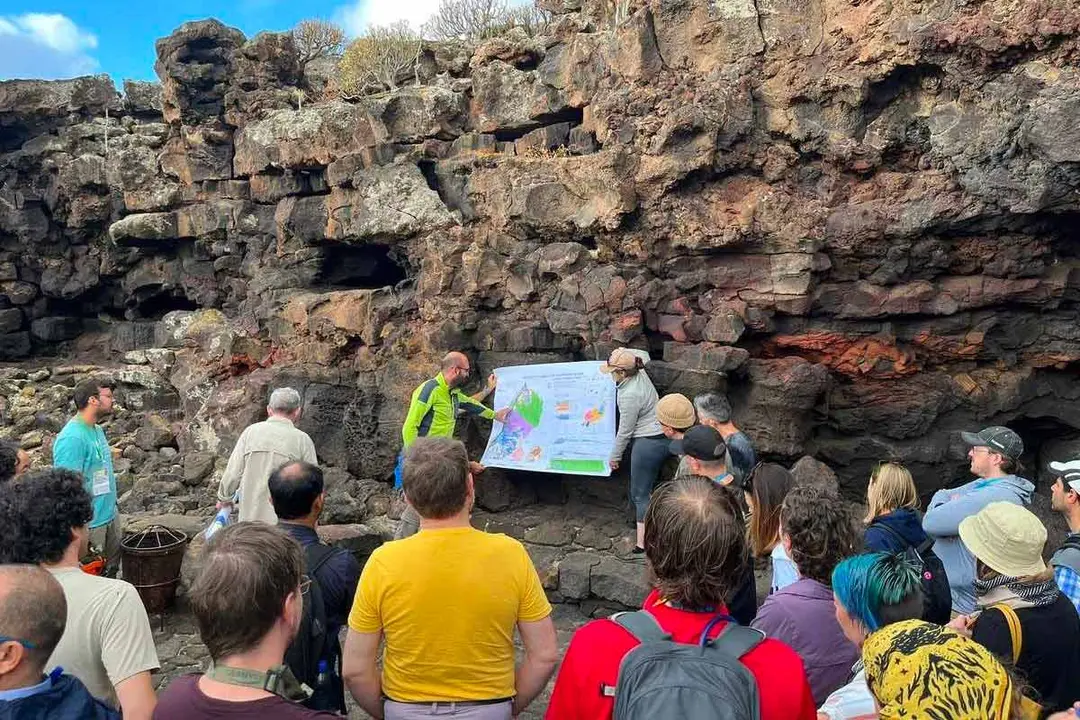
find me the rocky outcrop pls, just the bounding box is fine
[2,0,1080,565]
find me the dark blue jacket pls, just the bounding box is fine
[0,673,119,720]
[279,523,361,634]
[865,508,929,554]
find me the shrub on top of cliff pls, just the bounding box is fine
[339,22,423,97]
[423,0,551,40]
[291,19,345,72]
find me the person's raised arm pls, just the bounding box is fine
[471,374,497,402]
[342,628,384,719]
[513,616,559,717]
[114,671,156,720]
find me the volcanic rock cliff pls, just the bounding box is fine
[2,0,1079,528]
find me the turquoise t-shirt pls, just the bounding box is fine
[53,417,116,528]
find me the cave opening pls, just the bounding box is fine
[129,290,201,320]
[317,243,410,290]
[1009,415,1080,481]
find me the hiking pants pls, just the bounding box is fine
[630,434,671,521]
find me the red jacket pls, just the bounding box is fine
[545,590,816,720]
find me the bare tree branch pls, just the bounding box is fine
[423,0,551,40]
[339,22,423,96]
[292,19,346,71]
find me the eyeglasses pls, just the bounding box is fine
[740,461,765,492]
[0,635,36,649]
[299,575,312,595]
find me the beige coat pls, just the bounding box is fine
[217,416,317,524]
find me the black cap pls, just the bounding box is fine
[960,426,1023,460]
[670,425,727,462]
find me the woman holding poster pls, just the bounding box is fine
[601,348,668,554]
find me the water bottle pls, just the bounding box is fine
[204,506,231,541]
[310,659,333,710]
[315,660,331,690]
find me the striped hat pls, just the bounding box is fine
[1050,458,1080,494]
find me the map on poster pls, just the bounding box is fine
[480,361,617,476]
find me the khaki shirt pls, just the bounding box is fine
[47,567,160,708]
[217,416,317,524]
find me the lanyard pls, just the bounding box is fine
[205,664,311,702]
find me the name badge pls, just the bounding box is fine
[91,469,111,497]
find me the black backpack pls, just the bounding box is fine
[284,543,345,713]
[871,522,951,625]
[608,611,764,720]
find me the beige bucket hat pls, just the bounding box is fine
[656,393,695,430]
[958,501,1047,578]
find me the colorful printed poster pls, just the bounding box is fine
[480,361,617,476]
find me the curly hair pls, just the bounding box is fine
[644,475,748,610]
[781,485,859,586]
[0,467,92,565]
[0,441,18,483]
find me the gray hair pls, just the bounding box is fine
[694,393,732,423]
[268,387,302,413]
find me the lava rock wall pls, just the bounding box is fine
[2,0,1079,510]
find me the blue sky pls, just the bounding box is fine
[0,0,450,84]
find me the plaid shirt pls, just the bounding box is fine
[1054,565,1080,613]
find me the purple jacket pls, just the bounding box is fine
[750,577,859,705]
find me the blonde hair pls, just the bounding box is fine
[865,462,919,524]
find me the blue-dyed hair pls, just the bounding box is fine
[832,552,923,632]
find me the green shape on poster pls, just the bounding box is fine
[513,388,545,428]
[550,458,607,473]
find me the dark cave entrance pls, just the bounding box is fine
[316,243,409,290]
[129,290,201,320]
[1008,415,1080,486]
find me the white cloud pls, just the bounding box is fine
[333,0,530,36]
[334,0,441,35]
[0,13,99,80]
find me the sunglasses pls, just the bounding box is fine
[740,461,765,492]
[0,635,36,649]
[299,574,312,595]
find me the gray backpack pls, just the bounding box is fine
[609,611,764,720]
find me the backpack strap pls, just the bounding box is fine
[869,521,911,551]
[708,622,766,659]
[990,603,1023,665]
[1062,535,1080,554]
[610,611,672,643]
[305,543,341,577]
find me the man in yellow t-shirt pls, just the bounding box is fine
[343,437,558,720]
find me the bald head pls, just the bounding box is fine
[0,565,67,673]
[441,352,472,388]
[268,461,325,521]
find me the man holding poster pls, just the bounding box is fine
[394,352,509,539]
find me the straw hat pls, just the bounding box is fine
[958,502,1047,577]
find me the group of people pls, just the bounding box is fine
[2,351,1080,720]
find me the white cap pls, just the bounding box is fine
[1050,459,1080,494]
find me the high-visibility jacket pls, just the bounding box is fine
[401,372,493,448]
